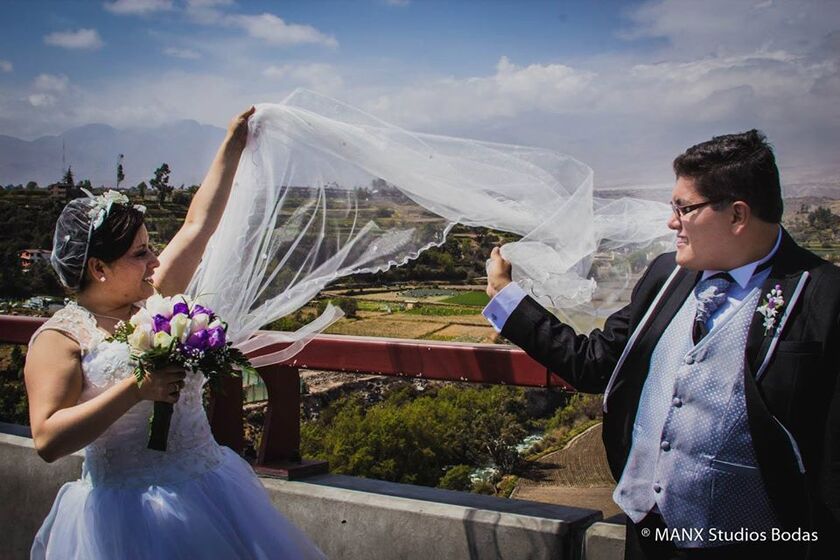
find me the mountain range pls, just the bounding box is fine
[0,121,226,189]
[2,121,837,199]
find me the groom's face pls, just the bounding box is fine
[668,176,733,271]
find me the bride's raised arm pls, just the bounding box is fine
[152,106,255,296]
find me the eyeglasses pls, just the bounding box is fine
[670,199,725,219]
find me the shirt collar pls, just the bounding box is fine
[701,227,782,289]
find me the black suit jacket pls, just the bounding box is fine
[502,229,840,555]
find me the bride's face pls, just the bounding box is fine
[99,225,160,302]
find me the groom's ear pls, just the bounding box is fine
[730,200,751,233]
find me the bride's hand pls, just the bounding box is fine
[226,105,256,151]
[136,366,187,404]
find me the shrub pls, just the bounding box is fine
[438,464,473,491]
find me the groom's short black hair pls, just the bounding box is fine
[673,129,783,223]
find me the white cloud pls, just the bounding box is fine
[44,29,104,50]
[233,13,338,48]
[28,93,56,107]
[621,0,840,56]
[103,0,173,15]
[0,60,12,72]
[4,0,838,188]
[263,63,343,91]
[34,74,69,92]
[181,3,338,49]
[365,56,594,127]
[185,0,234,6]
[164,47,202,60]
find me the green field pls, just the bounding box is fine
[404,305,479,316]
[442,291,490,307]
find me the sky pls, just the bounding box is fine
[1,0,838,189]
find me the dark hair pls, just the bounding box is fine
[79,204,146,290]
[673,129,783,223]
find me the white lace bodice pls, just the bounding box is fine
[30,302,224,488]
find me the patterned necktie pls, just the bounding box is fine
[692,272,734,343]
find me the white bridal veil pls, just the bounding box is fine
[187,90,671,365]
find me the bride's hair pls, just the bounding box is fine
[51,196,146,292]
[79,204,146,290]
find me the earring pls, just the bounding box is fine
[99,277,106,283]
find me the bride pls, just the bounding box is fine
[24,107,326,559]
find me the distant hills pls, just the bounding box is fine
[2,121,838,200]
[0,121,225,189]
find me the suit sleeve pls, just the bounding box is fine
[500,254,667,394]
[821,310,840,527]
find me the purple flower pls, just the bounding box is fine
[207,326,226,349]
[152,314,170,333]
[768,300,776,309]
[185,329,211,351]
[191,304,212,319]
[173,301,190,316]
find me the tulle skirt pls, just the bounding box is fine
[31,447,326,560]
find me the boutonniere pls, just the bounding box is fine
[756,284,784,336]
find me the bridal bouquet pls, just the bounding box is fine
[111,294,257,451]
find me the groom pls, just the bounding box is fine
[483,130,840,559]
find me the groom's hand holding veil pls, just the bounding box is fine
[486,246,513,298]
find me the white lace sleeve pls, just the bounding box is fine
[28,302,101,356]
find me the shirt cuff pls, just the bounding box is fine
[482,282,527,332]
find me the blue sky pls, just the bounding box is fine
[1,0,838,187]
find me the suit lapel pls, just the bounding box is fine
[745,229,806,377]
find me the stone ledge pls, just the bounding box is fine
[0,429,618,559]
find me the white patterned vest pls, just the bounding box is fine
[613,286,779,547]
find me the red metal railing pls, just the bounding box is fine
[0,315,571,478]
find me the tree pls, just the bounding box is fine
[137,181,147,200]
[300,384,533,488]
[438,465,473,491]
[172,189,192,205]
[62,166,74,188]
[116,154,125,188]
[61,166,75,201]
[807,206,839,230]
[25,181,38,191]
[150,163,173,205]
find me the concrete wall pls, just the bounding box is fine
[0,432,625,560]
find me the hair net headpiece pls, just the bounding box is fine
[50,189,146,290]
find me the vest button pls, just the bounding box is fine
[684,355,695,365]
[660,440,671,451]
[653,483,662,493]
[672,397,683,407]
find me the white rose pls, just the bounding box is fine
[145,294,171,318]
[127,325,152,352]
[170,313,192,343]
[208,319,223,330]
[153,331,173,349]
[129,306,153,329]
[190,313,210,334]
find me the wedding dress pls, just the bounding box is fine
[29,301,325,560]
